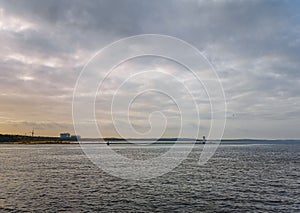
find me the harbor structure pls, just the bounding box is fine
[60,133,70,139]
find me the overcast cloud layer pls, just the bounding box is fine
[0,0,299,139]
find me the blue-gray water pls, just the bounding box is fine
[0,141,299,212]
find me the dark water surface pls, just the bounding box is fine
[0,142,299,212]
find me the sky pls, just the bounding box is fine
[0,0,299,139]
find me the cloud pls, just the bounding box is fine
[0,0,299,138]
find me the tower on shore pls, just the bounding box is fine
[202,135,206,144]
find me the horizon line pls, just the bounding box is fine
[0,134,299,141]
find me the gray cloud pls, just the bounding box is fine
[0,0,299,138]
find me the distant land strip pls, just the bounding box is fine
[0,134,299,144]
[0,134,74,144]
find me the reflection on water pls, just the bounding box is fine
[0,142,299,212]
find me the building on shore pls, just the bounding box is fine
[60,133,70,139]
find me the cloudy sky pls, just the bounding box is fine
[0,0,299,139]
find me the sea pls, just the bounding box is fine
[0,141,299,212]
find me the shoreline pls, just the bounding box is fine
[0,140,72,144]
[1,140,299,145]
[0,134,299,144]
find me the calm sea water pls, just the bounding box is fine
[0,141,299,212]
